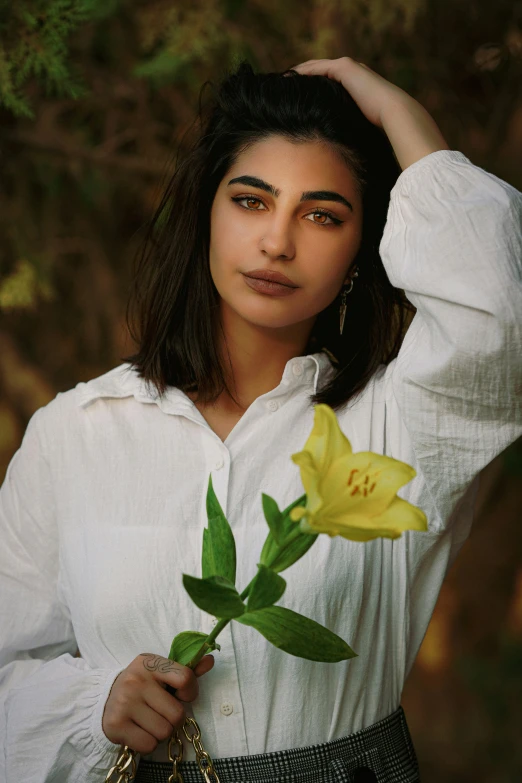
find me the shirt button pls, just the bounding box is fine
[220,701,234,716]
[267,400,279,412]
[292,362,304,376]
[214,456,224,470]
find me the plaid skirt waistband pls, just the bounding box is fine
[133,705,420,783]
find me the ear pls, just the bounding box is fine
[344,263,359,286]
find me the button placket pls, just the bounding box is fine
[204,443,230,516]
[200,623,249,756]
[192,418,254,756]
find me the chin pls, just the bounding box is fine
[225,301,297,328]
[242,313,298,328]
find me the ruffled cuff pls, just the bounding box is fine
[3,654,131,781]
[82,663,139,775]
[89,667,127,756]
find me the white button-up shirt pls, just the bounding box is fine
[1,150,521,782]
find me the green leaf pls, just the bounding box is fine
[263,530,318,573]
[247,565,286,612]
[259,528,280,568]
[261,493,284,544]
[183,574,245,619]
[169,631,220,667]
[202,474,236,584]
[237,606,357,662]
[259,494,318,573]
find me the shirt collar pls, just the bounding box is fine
[76,352,335,413]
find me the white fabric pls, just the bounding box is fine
[1,149,521,782]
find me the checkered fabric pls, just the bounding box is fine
[133,705,420,783]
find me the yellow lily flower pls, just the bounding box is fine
[289,404,428,542]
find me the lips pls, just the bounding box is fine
[243,269,298,288]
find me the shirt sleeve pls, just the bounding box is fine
[0,406,127,782]
[379,149,522,533]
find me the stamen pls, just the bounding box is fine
[347,469,381,496]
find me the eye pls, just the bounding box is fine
[305,209,343,226]
[231,195,267,211]
[231,196,343,226]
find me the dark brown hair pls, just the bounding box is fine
[122,60,415,412]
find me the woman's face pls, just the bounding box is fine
[209,134,363,334]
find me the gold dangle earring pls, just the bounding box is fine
[339,266,358,336]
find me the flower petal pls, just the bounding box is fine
[304,496,427,542]
[289,506,307,521]
[332,497,427,541]
[319,451,416,518]
[294,404,353,475]
[290,450,323,514]
[369,495,428,534]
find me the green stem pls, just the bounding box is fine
[187,581,255,668]
[266,524,303,566]
[205,616,229,645]
[188,522,305,668]
[240,581,254,601]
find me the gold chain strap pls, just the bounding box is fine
[104,717,220,783]
[104,745,138,782]
[182,717,221,783]
[167,730,184,783]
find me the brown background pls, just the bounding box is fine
[0,3,521,780]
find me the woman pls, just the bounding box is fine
[0,58,520,783]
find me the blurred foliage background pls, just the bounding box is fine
[0,1,521,780]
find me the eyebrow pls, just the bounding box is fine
[227,175,353,212]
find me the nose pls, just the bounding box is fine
[259,220,296,260]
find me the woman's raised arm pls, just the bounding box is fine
[380,148,522,536]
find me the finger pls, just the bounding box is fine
[171,669,199,703]
[145,685,186,731]
[289,60,324,71]
[164,655,213,698]
[293,57,366,73]
[293,60,320,73]
[117,720,160,756]
[286,60,344,82]
[194,654,215,677]
[133,700,183,741]
[140,654,197,700]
